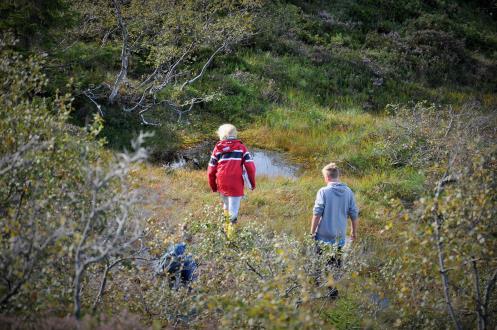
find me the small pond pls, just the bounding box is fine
[251,149,298,179]
[165,147,299,179]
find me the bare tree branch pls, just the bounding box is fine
[0,137,49,176]
[84,88,104,116]
[122,46,194,121]
[72,133,149,318]
[91,247,151,312]
[180,42,226,91]
[444,106,455,138]
[91,258,111,312]
[150,45,193,94]
[101,27,118,47]
[139,107,160,126]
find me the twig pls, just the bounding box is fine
[180,43,226,91]
[245,261,264,280]
[284,283,300,298]
[92,250,152,312]
[84,89,104,116]
[444,106,455,138]
[92,259,111,312]
[101,27,118,47]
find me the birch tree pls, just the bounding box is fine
[73,0,264,124]
[381,103,497,328]
[0,34,148,317]
[72,134,148,318]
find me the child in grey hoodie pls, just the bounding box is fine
[310,163,359,247]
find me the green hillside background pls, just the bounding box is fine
[1,0,496,328]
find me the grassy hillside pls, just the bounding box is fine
[121,1,496,327]
[146,0,496,242]
[1,0,496,328]
[59,0,497,157]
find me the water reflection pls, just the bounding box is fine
[165,148,299,179]
[251,149,298,179]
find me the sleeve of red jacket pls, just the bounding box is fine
[207,147,219,192]
[243,148,256,189]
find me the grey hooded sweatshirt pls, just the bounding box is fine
[313,182,359,243]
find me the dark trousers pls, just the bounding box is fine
[315,242,342,269]
[314,242,342,298]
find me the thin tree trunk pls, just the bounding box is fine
[109,0,129,104]
[92,262,110,312]
[432,174,463,330]
[483,268,497,330]
[471,259,485,330]
[73,268,83,319]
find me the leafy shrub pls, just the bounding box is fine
[383,153,497,328]
[372,101,497,328]
[1,34,93,309]
[383,101,497,176]
[0,310,147,330]
[0,34,146,318]
[134,204,362,328]
[402,29,467,84]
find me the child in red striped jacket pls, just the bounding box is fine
[207,124,256,225]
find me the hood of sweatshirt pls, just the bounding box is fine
[215,139,243,153]
[327,182,348,196]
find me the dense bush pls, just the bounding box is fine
[0,35,146,317]
[0,0,72,48]
[402,29,468,84]
[370,102,497,327]
[130,204,362,328]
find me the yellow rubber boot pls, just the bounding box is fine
[223,209,231,239]
[222,209,238,241]
[226,222,236,241]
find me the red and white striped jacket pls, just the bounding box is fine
[207,139,256,196]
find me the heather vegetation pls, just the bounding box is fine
[1,0,497,329]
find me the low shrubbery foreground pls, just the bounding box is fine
[1,0,497,327]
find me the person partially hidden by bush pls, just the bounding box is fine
[155,242,197,289]
[310,163,359,298]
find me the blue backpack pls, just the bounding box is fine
[155,242,197,287]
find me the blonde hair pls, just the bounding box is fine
[322,162,339,179]
[217,124,237,140]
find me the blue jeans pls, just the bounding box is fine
[315,234,346,248]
